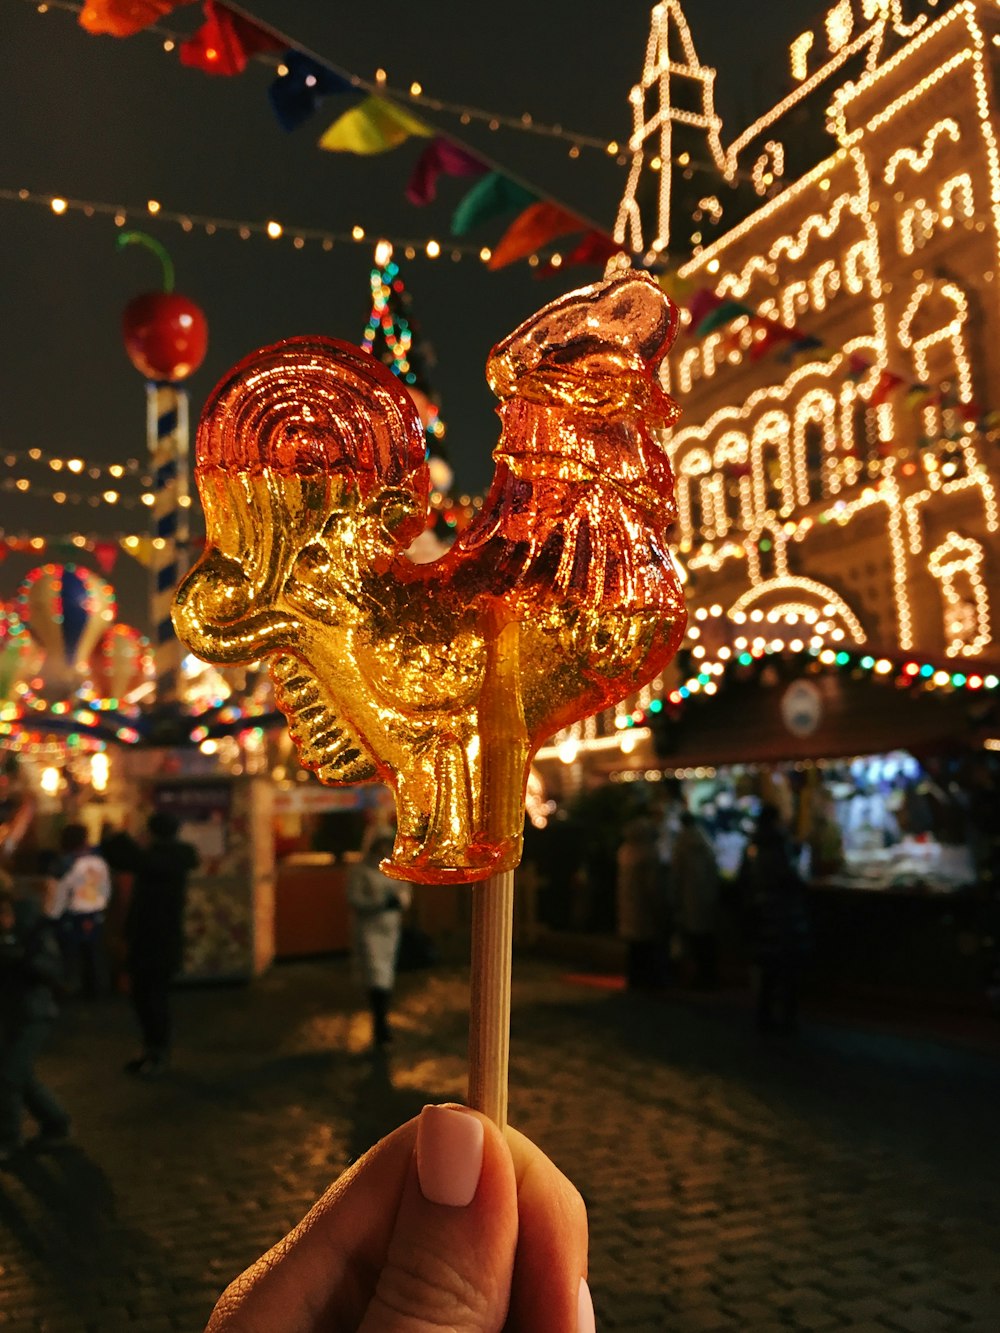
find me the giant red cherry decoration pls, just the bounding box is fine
[119,232,208,382]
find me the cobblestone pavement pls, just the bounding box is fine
[1,958,998,1332]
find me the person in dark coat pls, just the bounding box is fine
[616,814,670,989]
[672,812,721,988]
[0,884,71,1163]
[738,804,811,1033]
[122,812,199,1077]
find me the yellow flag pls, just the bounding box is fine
[318,96,432,154]
[120,536,155,568]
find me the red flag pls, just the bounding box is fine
[406,138,487,206]
[867,370,905,408]
[179,0,284,76]
[684,287,724,330]
[79,0,193,37]
[748,318,797,361]
[93,542,119,575]
[537,230,621,277]
[488,202,584,270]
[845,351,872,382]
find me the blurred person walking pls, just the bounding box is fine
[0,881,71,1163]
[99,821,137,994]
[123,812,199,1077]
[49,822,112,997]
[738,804,812,1033]
[616,813,670,990]
[672,811,721,988]
[347,835,411,1048]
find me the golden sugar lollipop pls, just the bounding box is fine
[173,269,687,1122]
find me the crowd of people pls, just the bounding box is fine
[0,810,200,1162]
[615,795,812,1032]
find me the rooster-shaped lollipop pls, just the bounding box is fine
[173,271,686,885]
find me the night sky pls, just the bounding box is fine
[2,0,806,629]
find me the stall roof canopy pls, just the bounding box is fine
[647,657,999,769]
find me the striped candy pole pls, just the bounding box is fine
[147,381,190,704]
[118,231,207,709]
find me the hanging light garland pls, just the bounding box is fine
[0,471,154,510]
[1,446,148,481]
[29,0,631,162]
[1,186,495,265]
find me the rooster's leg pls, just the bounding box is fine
[387,735,502,883]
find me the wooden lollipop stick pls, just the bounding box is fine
[467,868,515,1130]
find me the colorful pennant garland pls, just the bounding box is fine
[74,0,616,272]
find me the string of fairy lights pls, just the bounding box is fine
[2,446,148,480]
[1,444,158,510]
[25,0,649,166]
[1,186,502,266]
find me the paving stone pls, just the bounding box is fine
[0,960,998,1329]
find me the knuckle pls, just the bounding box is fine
[370,1241,495,1331]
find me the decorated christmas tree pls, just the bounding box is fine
[361,247,453,503]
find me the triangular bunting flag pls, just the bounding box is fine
[684,288,724,329]
[538,230,621,277]
[845,352,872,382]
[695,300,753,337]
[777,334,823,364]
[93,542,119,575]
[120,536,155,567]
[488,202,584,270]
[867,370,906,408]
[179,1,284,76]
[79,0,192,37]
[748,318,798,361]
[406,138,487,206]
[318,96,432,154]
[268,51,357,132]
[451,173,537,236]
[655,271,693,302]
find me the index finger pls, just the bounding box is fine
[504,1125,591,1333]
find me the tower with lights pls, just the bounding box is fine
[614,0,727,263]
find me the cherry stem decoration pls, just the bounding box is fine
[116,230,176,294]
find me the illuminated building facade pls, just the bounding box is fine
[666,0,1000,663]
[544,0,1000,776]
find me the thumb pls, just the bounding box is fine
[360,1105,518,1332]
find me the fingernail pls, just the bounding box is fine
[578,1274,594,1327]
[416,1105,484,1207]
[578,1277,596,1333]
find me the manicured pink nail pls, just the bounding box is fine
[578,1277,596,1332]
[416,1106,484,1206]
